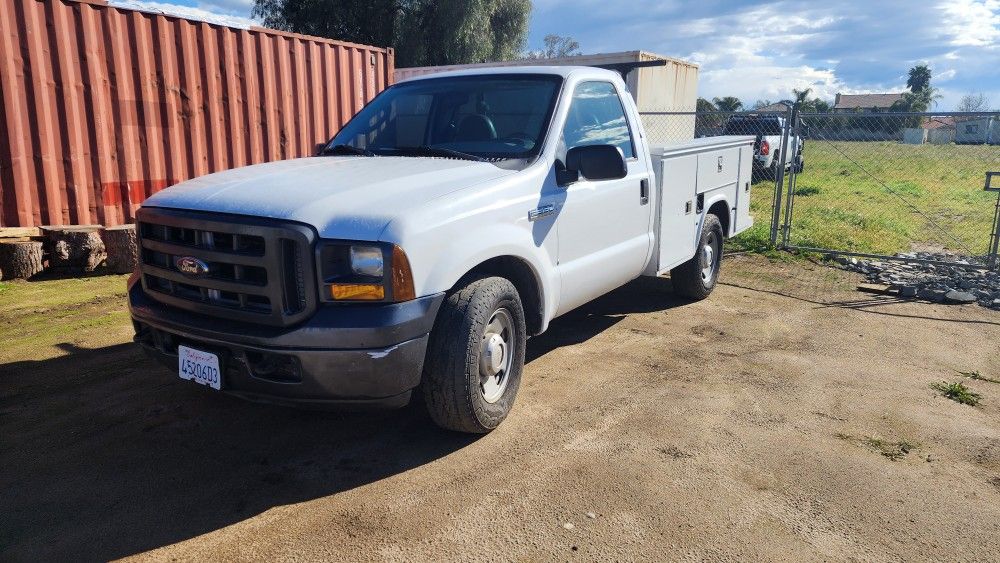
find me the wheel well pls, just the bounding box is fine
[707,201,731,236]
[463,256,543,336]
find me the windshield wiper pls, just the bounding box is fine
[320,144,374,157]
[397,146,486,162]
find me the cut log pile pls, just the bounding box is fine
[101,225,139,275]
[0,240,44,280]
[0,224,138,280]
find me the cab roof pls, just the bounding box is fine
[395,65,622,84]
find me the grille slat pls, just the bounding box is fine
[142,264,271,296]
[137,209,316,327]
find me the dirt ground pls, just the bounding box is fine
[2,256,1000,562]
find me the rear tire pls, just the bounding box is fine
[422,276,527,433]
[670,214,724,300]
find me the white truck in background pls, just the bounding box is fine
[723,114,803,178]
[129,66,754,433]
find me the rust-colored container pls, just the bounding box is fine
[0,0,394,228]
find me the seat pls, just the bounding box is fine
[454,114,498,142]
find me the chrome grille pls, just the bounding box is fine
[136,208,316,326]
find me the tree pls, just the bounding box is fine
[751,99,773,110]
[251,0,531,68]
[524,34,581,59]
[956,92,990,113]
[697,97,717,112]
[892,88,942,113]
[712,96,743,112]
[906,64,932,93]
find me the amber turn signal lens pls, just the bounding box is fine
[330,283,385,300]
[391,245,416,302]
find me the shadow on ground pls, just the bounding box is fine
[0,277,688,561]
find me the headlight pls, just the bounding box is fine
[317,242,414,303]
[349,245,384,277]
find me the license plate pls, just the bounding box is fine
[178,345,222,390]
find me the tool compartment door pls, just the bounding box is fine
[655,154,699,272]
[696,146,740,194]
[734,144,754,233]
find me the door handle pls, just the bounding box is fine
[640,179,649,205]
[528,204,556,221]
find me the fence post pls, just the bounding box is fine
[769,106,793,247]
[780,103,802,248]
[988,177,1000,269]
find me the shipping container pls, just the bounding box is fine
[395,50,699,143]
[0,0,394,228]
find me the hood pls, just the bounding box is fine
[142,156,515,240]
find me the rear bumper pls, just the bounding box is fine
[129,281,445,409]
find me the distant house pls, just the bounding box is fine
[753,101,791,113]
[923,116,957,144]
[922,116,956,130]
[832,93,905,113]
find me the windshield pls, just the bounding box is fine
[724,117,783,136]
[327,74,563,161]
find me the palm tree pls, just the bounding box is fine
[893,88,943,112]
[712,96,743,112]
[696,97,717,112]
[906,64,932,93]
[796,88,814,111]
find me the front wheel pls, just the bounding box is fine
[422,276,527,433]
[670,214,724,300]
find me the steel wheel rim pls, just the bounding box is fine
[479,308,515,404]
[701,232,720,287]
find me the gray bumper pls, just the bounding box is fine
[129,281,445,409]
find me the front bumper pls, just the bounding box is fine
[129,281,445,409]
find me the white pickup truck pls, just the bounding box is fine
[722,114,803,178]
[129,66,754,433]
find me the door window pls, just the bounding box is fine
[561,81,635,159]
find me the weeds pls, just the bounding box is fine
[836,432,917,461]
[957,371,1000,385]
[863,436,917,461]
[931,381,981,406]
[793,185,821,197]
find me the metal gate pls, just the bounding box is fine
[777,110,1000,269]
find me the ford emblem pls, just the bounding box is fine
[175,256,210,277]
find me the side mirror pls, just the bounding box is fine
[559,144,627,185]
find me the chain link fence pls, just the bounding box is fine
[639,109,1000,268]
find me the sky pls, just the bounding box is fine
[113,0,1000,111]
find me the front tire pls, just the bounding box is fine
[670,214,724,300]
[422,276,527,433]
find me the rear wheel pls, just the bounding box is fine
[670,214,724,300]
[422,276,526,433]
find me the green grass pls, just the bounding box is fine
[733,141,998,256]
[931,381,982,406]
[0,275,131,362]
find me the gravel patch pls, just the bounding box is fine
[831,252,1000,310]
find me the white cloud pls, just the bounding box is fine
[939,0,1000,47]
[108,0,257,28]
